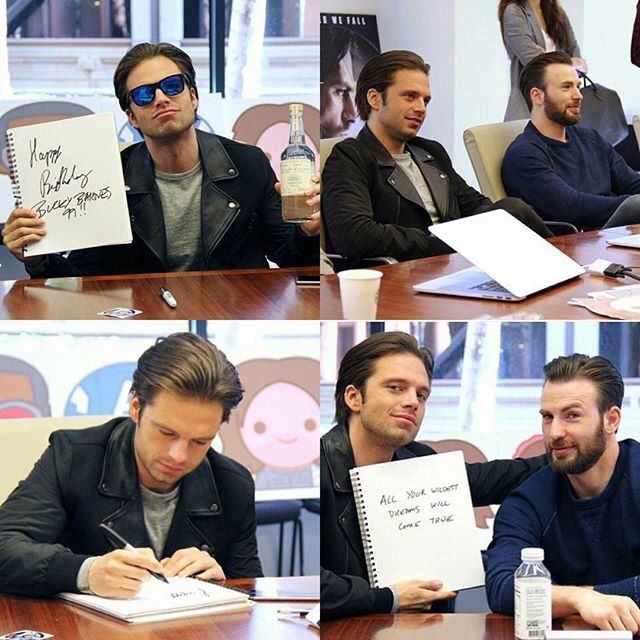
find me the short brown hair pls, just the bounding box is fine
[130,333,244,423]
[355,50,430,121]
[113,42,198,112]
[542,353,624,415]
[334,331,434,425]
[519,50,573,111]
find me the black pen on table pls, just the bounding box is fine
[160,286,177,308]
[98,523,169,584]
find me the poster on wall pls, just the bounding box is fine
[320,13,381,140]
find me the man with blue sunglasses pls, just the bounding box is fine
[2,43,320,277]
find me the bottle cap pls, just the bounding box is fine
[289,103,303,115]
[521,547,544,562]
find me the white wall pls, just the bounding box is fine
[321,0,640,187]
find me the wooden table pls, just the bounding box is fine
[0,266,319,319]
[0,576,319,640]
[322,612,599,639]
[321,225,640,320]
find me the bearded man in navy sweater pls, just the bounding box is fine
[486,354,640,634]
[502,51,640,231]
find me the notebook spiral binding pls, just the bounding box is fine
[351,470,378,586]
[6,131,22,208]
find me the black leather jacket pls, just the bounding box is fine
[0,418,262,596]
[320,422,547,620]
[322,125,549,262]
[28,129,317,277]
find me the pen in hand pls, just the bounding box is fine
[98,523,169,584]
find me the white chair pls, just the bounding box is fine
[463,120,578,234]
[0,415,114,503]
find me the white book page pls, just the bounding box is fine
[59,576,248,620]
[8,112,132,257]
[350,451,485,592]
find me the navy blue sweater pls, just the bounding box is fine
[486,439,640,614]
[502,122,640,229]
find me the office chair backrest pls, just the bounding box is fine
[0,415,114,503]
[320,136,346,174]
[463,119,528,202]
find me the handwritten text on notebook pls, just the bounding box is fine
[28,137,112,220]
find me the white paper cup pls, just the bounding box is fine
[337,269,383,319]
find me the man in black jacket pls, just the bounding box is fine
[322,50,550,263]
[321,331,547,620]
[0,333,262,597]
[2,42,319,277]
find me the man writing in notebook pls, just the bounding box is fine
[486,354,640,633]
[0,333,262,598]
[321,49,551,264]
[502,51,640,230]
[2,43,319,277]
[321,331,547,619]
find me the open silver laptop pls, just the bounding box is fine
[606,234,640,249]
[412,210,585,301]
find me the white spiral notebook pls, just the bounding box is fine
[349,451,485,591]
[6,111,132,257]
[59,576,251,624]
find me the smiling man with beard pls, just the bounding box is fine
[502,51,640,230]
[321,50,550,264]
[486,353,640,634]
[321,331,548,619]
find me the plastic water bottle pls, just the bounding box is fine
[514,547,551,639]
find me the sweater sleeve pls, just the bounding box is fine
[502,138,627,228]
[485,490,545,614]
[594,576,640,603]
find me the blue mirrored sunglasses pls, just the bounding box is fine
[129,73,187,107]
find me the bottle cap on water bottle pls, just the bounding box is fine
[521,547,544,562]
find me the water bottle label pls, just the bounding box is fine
[280,159,313,195]
[514,580,551,639]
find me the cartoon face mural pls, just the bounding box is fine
[241,381,318,469]
[64,362,136,416]
[219,357,320,491]
[232,103,320,180]
[0,355,50,418]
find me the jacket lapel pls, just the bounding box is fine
[195,130,243,261]
[163,453,223,556]
[408,143,451,219]
[357,126,431,213]
[96,420,149,548]
[122,143,168,267]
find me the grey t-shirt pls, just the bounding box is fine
[155,161,204,270]
[392,151,439,224]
